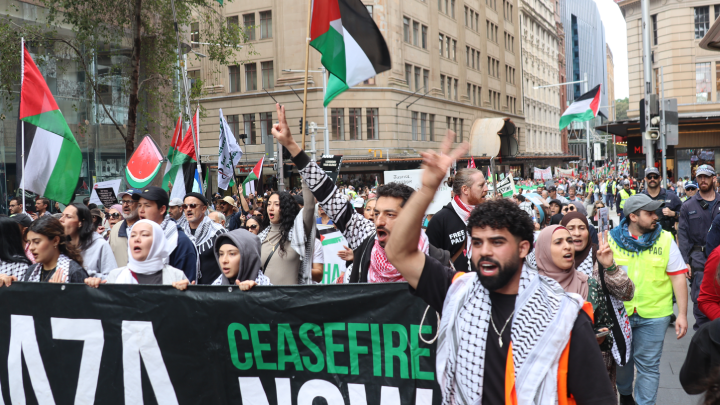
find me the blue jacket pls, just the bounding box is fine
[169,227,198,282]
[226,211,243,231]
[642,188,683,233]
[678,192,720,269]
[705,215,720,256]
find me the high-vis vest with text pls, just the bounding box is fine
[618,189,636,209]
[609,230,673,318]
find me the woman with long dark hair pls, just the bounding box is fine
[244,216,264,235]
[259,188,313,285]
[0,216,32,285]
[60,203,117,278]
[12,216,88,283]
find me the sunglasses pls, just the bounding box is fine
[121,200,136,206]
[248,224,258,229]
[646,175,659,180]
[182,203,205,210]
[568,206,576,211]
[109,213,121,219]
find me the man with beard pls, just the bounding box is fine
[679,164,720,329]
[108,189,141,266]
[178,193,227,284]
[385,134,615,405]
[426,167,487,272]
[168,198,184,221]
[610,194,688,405]
[642,167,682,236]
[8,197,22,215]
[547,184,568,204]
[268,102,450,283]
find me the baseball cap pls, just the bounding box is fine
[184,192,209,206]
[645,167,660,177]
[169,198,183,207]
[132,186,170,209]
[685,181,698,190]
[222,196,237,207]
[623,194,664,217]
[696,164,716,177]
[10,213,32,228]
[117,188,141,199]
[546,185,557,192]
[549,199,563,207]
[623,180,630,185]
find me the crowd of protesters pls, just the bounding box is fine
[1,102,720,404]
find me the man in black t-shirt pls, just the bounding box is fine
[385,133,615,405]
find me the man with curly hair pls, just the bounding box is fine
[269,103,450,283]
[385,134,615,405]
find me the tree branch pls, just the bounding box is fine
[138,73,171,91]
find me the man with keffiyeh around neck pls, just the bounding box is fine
[426,168,487,273]
[385,132,615,405]
[608,193,689,405]
[268,103,450,284]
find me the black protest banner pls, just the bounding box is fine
[0,283,440,405]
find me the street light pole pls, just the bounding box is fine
[641,0,654,171]
[282,68,329,157]
[584,72,591,174]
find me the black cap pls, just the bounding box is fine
[184,192,208,206]
[10,213,32,228]
[547,185,557,192]
[549,199,563,207]
[133,186,170,209]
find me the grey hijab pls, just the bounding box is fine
[213,229,262,283]
[569,201,588,216]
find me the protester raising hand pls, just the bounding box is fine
[596,230,615,268]
[271,103,302,157]
[419,130,470,192]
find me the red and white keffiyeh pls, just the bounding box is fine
[451,195,475,225]
[368,232,429,283]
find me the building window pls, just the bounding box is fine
[465,6,469,26]
[243,13,255,41]
[452,39,457,61]
[467,83,471,100]
[446,116,451,129]
[244,113,257,144]
[451,0,455,18]
[414,66,421,91]
[229,65,241,93]
[191,22,200,48]
[697,62,711,102]
[227,16,239,29]
[412,112,418,140]
[331,108,345,140]
[446,36,451,58]
[651,14,658,46]
[260,112,272,145]
[363,77,375,85]
[440,75,445,97]
[187,69,200,90]
[227,114,240,138]
[245,63,257,91]
[429,114,435,141]
[421,113,427,141]
[413,21,419,46]
[439,34,444,56]
[405,64,412,87]
[366,5,373,18]
[367,108,379,140]
[423,69,429,92]
[421,25,428,49]
[261,61,274,89]
[454,79,458,101]
[695,6,710,39]
[349,108,362,140]
[459,119,463,142]
[404,17,410,43]
[260,11,272,39]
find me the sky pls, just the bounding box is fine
[594,0,629,100]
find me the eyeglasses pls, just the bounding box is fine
[646,175,659,180]
[182,203,204,210]
[109,213,121,219]
[121,200,136,206]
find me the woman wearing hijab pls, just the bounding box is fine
[84,220,190,290]
[533,225,615,356]
[211,229,271,289]
[561,212,635,393]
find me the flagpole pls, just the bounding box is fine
[20,37,26,214]
[300,0,313,151]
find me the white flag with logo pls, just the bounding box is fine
[218,109,243,190]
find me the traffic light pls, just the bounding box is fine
[640,95,661,141]
[299,118,303,133]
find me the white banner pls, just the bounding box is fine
[317,226,349,284]
[534,167,552,180]
[383,169,451,214]
[555,168,575,178]
[217,109,243,190]
[89,179,122,206]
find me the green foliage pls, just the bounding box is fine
[0,0,253,153]
[615,97,629,121]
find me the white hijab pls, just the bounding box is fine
[116,219,171,284]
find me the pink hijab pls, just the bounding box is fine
[535,225,589,300]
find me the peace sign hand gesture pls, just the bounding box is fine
[271,103,302,157]
[419,130,469,192]
[596,230,615,268]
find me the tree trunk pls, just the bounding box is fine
[126,0,142,158]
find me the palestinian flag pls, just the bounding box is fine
[310,0,391,106]
[16,43,82,204]
[559,84,602,130]
[164,110,199,201]
[242,157,264,196]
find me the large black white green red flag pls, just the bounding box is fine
[17,42,82,204]
[559,84,602,130]
[310,0,391,106]
[217,109,243,190]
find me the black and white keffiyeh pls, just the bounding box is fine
[25,254,71,282]
[159,215,179,253]
[0,258,30,280]
[257,210,313,285]
[180,215,226,281]
[436,264,582,405]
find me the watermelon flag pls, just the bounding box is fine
[559,84,602,130]
[242,157,264,197]
[125,136,164,188]
[164,109,200,201]
[310,0,391,106]
[16,42,82,204]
